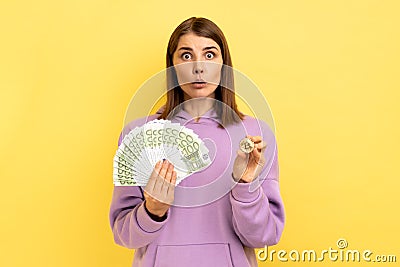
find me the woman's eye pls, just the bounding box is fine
[182,53,191,60]
[205,52,214,59]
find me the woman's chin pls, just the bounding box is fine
[187,94,213,99]
[181,85,218,99]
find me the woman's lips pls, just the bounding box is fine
[191,81,207,89]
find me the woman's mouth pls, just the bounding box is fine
[191,81,207,89]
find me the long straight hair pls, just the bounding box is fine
[158,17,244,126]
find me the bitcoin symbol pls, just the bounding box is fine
[239,138,254,153]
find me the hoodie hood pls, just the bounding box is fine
[155,105,222,126]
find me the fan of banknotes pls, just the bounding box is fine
[113,119,211,186]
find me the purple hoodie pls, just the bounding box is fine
[109,107,285,267]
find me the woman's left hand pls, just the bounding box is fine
[232,136,267,183]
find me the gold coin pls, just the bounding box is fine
[239,138,254,153]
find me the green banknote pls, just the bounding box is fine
[113,120,211,186]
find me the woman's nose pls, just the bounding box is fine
[192,61,205,74]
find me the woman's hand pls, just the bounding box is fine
[143,160,177,217]
[232,136,267,183]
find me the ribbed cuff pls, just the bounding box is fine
[136,202,169,233]
[231,183,261,203]
[144,201,168,222]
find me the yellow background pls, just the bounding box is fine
[1,0,399,266]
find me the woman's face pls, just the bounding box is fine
[172,32,223,100]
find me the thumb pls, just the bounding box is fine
[236,150,247,159]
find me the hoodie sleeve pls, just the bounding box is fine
[109,186,170,249]
[229,138,285,248]
[109,118,169,249]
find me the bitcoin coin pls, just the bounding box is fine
[239,138,254,153]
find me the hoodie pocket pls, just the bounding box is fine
[154,243,234,267]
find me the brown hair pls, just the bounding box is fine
[158,17,244,126]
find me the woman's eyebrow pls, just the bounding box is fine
[177,46,219,51]
[177,47,193,51]
[203,46,219,51]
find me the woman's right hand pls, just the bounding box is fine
[143,160,177,217]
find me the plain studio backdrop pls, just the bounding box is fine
[0,1,399,266]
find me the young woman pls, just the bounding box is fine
[110,17,285,267]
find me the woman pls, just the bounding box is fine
[110,17,285,267]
